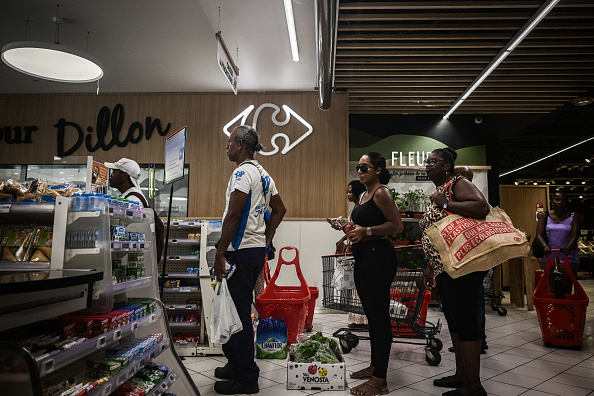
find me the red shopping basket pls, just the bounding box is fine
[389,290,431,335]
[533,253,589,348]
[256,247,311,346]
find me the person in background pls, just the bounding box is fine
[213,125,286,395]
[535,190,581,277]
[330,152,402,396]
[336,180,366,255]
[335,180,368,329]
[422,148,490,396]
[106,158,165,262]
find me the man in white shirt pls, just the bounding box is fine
[213,126,286,395]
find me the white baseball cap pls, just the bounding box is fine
[104,158,142,190]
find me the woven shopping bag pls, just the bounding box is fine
[425,207,530,278]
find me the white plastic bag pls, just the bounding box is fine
[209,278,243,344]
[332,256,355,291]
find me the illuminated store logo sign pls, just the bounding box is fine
[223,103,313,156]
[391,151,432,167]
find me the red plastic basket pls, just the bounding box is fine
[256,247,311,346]
[533,254,589,348]
[389,290,431,335]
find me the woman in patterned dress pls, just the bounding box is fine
[421,148,490,396]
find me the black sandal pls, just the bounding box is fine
[433,377,463,388]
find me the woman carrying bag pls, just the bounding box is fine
[421,148,490,396]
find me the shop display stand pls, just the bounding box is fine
[0,198,200,396]
[161,219,222,356]
[160,219,202,357]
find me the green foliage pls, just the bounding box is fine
[404,189,428,212]
[389,188,407,211]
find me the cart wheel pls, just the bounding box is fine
[344,333,359,348]
[544,342,554,348]
[429,338,443,352]
[426,350,441,366]
[571,345,583,351]
[497,306,507,316]
[491,303,498,311]
[339,337,353,354]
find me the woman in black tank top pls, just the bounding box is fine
[330,152,403,396]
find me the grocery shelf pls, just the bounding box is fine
[113,276,152,294]
[36,309,163,377]
[167,238,201,246]
[0,261,51,271]
[168,321,198,328]
[161,272,199,279]
[86,339,169,396]
[109,206,148,222]
[0,269,104,332]
[111,240,151,252]
[147,368,178,396]
[163,255,199,263]
[166,304,197,310]
[162,286,199,293]
[0,202,55,224]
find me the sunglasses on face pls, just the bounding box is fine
[356,164,376,173]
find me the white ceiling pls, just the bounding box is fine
[0,0,318,94]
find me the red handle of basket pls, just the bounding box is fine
[267,246,309,293]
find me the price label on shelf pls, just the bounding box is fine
[179,287,192,292]
[0,204,11,213]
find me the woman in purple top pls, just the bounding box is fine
[535,191,581,276]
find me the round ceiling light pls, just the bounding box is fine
[571,96,594,107]
[1,41,103,83]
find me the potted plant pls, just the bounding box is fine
[404,189,428,217]
[389,188,408,217]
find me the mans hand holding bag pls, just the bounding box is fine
[209,278,243,344]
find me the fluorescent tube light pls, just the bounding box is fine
[284,0,300,62]
[443,0,559,118]
[499,135,594,177]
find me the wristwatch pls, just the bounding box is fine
[366,227,372,236]
[443,201,449,210]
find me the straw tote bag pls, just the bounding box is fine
[425,206,530,279]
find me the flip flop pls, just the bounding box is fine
[350,366,374,379]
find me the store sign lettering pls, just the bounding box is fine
[391,151,432,166]
[56,104,171,157]
[1,104,171,157]
[0,126,37,144]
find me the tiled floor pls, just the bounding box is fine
[183,277,594,396]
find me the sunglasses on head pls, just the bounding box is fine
[356,164,376,173]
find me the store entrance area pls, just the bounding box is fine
[185,279,594,396]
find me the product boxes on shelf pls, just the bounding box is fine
[286,356,346,391]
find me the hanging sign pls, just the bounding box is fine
[164,126,187,185]
[91,161,109,187]
[216,33,239,95]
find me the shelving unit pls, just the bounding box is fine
[160,219,203,357]
[0,199,200,396]
[161,218,223,356]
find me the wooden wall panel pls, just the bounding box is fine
[0,92,349,219]
[499,185,550,287]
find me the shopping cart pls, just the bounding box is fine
[483,267,507,316]
[322,253,443,366]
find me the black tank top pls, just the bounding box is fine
[351,186,387,227]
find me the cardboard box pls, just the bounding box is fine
[286,356,346,390]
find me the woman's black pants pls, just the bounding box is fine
[352,239,397,379]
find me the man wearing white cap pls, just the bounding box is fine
[105,158,164,261]
[105,158,147,206]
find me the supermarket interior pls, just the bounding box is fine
[2,1,594,396]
